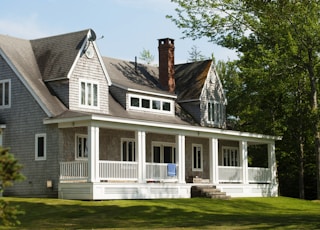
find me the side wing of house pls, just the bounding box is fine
[200,62,227,128]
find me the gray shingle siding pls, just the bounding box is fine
[0,56,60,197]
[69,45,109,114]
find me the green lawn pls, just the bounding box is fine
[1,197,319,229]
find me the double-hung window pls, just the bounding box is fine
[0,79,11,108]
[76,134,88,159]
[192,144,203,171]
[121,139,136,161]
[35,133,46,160]
[80,80,98,107]
[222,146,239,166]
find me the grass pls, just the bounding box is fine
[0,197,319,229]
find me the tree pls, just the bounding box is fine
[139,48,154,65]
[168,0,320,199]
[187,45,206,62]
[0,147,25,226]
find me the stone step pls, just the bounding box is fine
[191,185,231,200]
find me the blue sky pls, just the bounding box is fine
[0,0,236,64]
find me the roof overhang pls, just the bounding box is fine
[44,114,281,143]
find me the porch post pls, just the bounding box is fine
[209,138,219,184]
[176,134,185,183]
[136,130,146,183]
[88,125,100,183]
[240,141,248,184]
[268,142,278,195]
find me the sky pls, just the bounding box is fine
[0,0,236,64]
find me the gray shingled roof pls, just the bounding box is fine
[0,34,67,117]
[31,29,89,81]
[174,60,212,101]
[103,56,176,96]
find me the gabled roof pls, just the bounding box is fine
[0,34,67,117]
[174,60,212,101]
[30,29,89,81]
[103,57,175,97]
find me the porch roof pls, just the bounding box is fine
[44,94,281,143]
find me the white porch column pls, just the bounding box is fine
[268,142,278,195]
[176,134,185,183]
[88,125,100,183]
[136,130,146,183]
[240,141,248,184]
[209,138,219,184]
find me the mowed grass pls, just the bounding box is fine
[0,196,319,229]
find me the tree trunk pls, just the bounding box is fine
[299,139,305,199]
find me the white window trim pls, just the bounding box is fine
[192,144,203,171]
[35,133,46,161]
[151,141,176,163]
[75,134,88,160]
[128,93,174,115]
[221,146,239,166]
[79,79,99,108]
[0,79,11,108]
[121,138,136,161]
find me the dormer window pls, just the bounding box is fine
[80,79,99,107]
[128,93,174,114]
[208,101,224,126]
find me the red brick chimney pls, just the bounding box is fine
[158,38,175,93]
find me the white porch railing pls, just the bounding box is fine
[99,160,138,181]
[248,167,271,183]
[60,161,88,181]
[60,161,270,184]
[218,166,242,182]
[146,163,178,181]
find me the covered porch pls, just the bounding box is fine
[52,115,279,199]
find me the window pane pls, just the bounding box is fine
[193,147,197,168]
[0,83,3,106]
[37,137,44,157]
[162,102,171,111]
[153,146,160,163]
[122,141,127,161]
[83,138,88,157]
[87,83,92,105]
[131,97,139,107]
[128,141,133,161]
[4,82,9,105]
[152,100,161,110]
[81,82,86,105]
[164,146,172,163]
[142,99,150,108]
[93,84,98,106]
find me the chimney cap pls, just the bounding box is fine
[158,38,174,45]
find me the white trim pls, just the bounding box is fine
[44,114,281,142]
[112,83,177,99]
[78,78,100,109]
[35,133,46,161]
[0,79,11,108]
[75,134,88,160]
[151,141,176,163]
[0,49,52,117]
[128,93,174,115]
[121,138,136,161]
[192,144,203,171]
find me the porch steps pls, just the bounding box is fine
[191,186,231,200]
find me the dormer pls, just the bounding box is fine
[175,60,227,129]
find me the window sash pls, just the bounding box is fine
[222,147,239,166]
[76,135,88,159]
[80,81,98,107]
[122,139,136,161]
[0,80,10,107]
[35,134,46,160]
[192,144,202,171]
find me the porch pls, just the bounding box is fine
[58,160,277,199]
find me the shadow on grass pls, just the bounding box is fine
[4,197,320,229]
